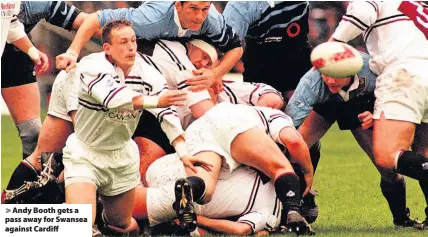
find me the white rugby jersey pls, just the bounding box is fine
[76,52,183,150]
[252,106,295,144]
[201,166,280,233]
[140,40,212,130]
[1,1,26,56]
[332,1,428,75]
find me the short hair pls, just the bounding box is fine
[101,19,132,44]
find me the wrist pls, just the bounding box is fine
[66,49,78,58]
[175,142,189,158]
[143,96,159,109]
[27,47,39,60]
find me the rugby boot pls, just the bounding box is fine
[394,208,424,230]
[174,178,197,232]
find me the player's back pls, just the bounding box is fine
[365,1,428,74]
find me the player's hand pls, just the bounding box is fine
[358,111,373,130]
[158,90,187,107]
[186,68,222,93]
[303,172,314,197]
[56,51,78,72]
[180,155,213,174]
[33,50,49,75]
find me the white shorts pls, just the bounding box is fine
[185,103,260,179]
[47,70,79,122]
[63,133,140,196]
[373,62,428,124]
[145,153,186,188]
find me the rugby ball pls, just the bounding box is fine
[310,42,363,78]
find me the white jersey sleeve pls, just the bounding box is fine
[79,61,140,110]
[221,81,282,106]
[7,16,26,44]
[143,63,184,144]
[332,1,379,42]
[48,70,79,121]
[148,40,211,107]
[237,207,279,233]
[254,107,295,144]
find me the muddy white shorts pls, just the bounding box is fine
[63,133,140,196]
[373,61,428,124]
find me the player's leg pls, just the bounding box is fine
[100,188,140,236]
[134,137,167,186]
[4,115,73,203]
[1,47,41,159]
[412,122,428,228]
[352,128,420,228]
[2,83,41,159]
[174,151,222,232]
[230,127,312,235]
[66,182,97,224]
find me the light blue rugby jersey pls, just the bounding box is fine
[285,52,377,127]
[98,1,241,52]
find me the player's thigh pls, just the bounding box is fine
[37,115,74,153]
[65,182,97,223]
[1,82,40,124]
[373,113,416,168]
[351,128,374,162]
[132,184,148,219]
[101,187,136,227]
[192,151,222,202]
[412,122,428,157]
[134,137,166,182]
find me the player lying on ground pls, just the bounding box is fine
[330,1,428,228]
[170,101,314,235]
[126,153,280,236]
[286,52,423,229]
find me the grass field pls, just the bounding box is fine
[1,114,427,236]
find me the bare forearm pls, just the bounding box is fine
[287,142,313,175]
[212,47,243,77]
[11,36,34,54]
[197,216,252,236]
[68,12,100,54]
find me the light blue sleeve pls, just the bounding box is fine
[201,4,242,52]
[97,1,171,39]
[223,1,260,41]
[285,70,323,127]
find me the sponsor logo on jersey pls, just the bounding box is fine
[108,109,139,123]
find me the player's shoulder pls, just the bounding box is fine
[135,54,167,82]
[79,52,115,74]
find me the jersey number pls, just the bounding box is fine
[398,1,428,39]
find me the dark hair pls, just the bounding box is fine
[101,19,132,44]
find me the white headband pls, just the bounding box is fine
[189,39,218,64]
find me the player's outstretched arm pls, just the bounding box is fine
[56,12,100,71]
[298,111,333,148]
[132,90,187,110]
[279,127,314,196]
[196,215,252,236]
